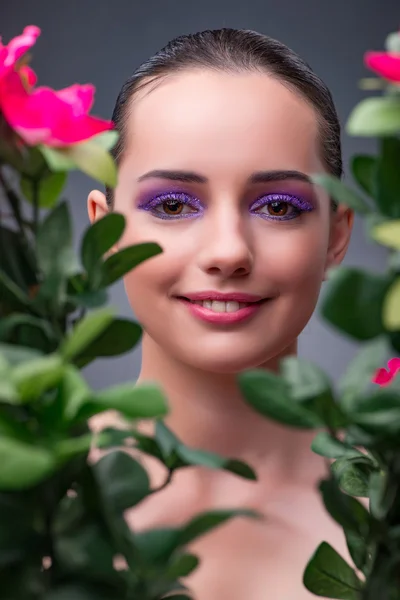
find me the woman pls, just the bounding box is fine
[88,28,354,600]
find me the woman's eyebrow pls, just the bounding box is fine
[137,169,312,185]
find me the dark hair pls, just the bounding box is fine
[106,28,341,209]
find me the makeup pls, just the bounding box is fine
[136,187,315,222]
[137,191,203,220]
[250,192,315,221]
[176,292,269,325]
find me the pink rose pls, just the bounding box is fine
[0,25,113,147]
[365,51,400,83]
[372,357,400,387]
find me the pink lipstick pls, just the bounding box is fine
[176,291,268,324]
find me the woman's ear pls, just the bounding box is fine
[324,204,354,279]
[87,189,118,257]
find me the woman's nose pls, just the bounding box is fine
[196,212,254,279]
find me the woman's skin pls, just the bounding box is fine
[88,70,354,600]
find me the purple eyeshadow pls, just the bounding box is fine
[137,189,315,222]
[250,193,314,213]
[137,191,203,220]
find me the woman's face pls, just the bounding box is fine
[90,70,350,373]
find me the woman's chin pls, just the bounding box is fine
[181,350,273,375]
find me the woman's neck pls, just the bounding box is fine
[137,334,326,490]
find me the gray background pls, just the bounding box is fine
[1,0,396,390]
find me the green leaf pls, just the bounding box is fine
[0,438,55,490]
[94,450,150,511]
[321,267,390,340]
[386,31,400,52]
[175,446,257,480]
[350,155,377,197]
[346,96,400,137]
[338,337,390,409]
[135,509,261,567]
[280,356,332,402]
[279,356,345,428]
[81,212,125,281]
[383,277,400,331]
[73,318,142,368]
[371,219,400,251]
[67,288,109,310]
[129,429,165,461]
[375,137,400,218]
[390,330,400,354]
[36,200,80,279]
[331,456,375,497]
[163,594,193,600]
[39,145,77,171]
[156,420,180,458]
[344,528,368,575]
[0,354,18,403]
[135,527,181,563]
[178,509,261,547]
[89,130,119,151]
[349,389,400,436]
[101,242,163,287]
[55,433,97,460]
[319,478,370,535]
[166,553,199,579]
[0,314,57,347]
[60,307,114,362]
[0,494,36,567]
[55,519,116,575]
[43,584,117,600]
[0,225,37,291]
[0,269,31,313]
[0,343,42,365]
[11,353,65,402]
[311,432,365,460]
[369,470,395,520]
[312,174,371,214]
[303,541,363,599]
[239,369,322,428]
[52,364,91,422]
[75,381,169,421]
[62,139,118,187]
[20,171,67,209]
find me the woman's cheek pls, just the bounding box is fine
[264,230,327,290]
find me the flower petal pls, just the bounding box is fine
[372,357,400,386]
[1,76,113,146]
[365,51,400,82]
[0,26,40,77]
[55,84,94,116]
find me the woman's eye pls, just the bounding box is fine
[156,199,194,216]
[251,194,314,220]
[139,192,202,219]
[261,201,292,218]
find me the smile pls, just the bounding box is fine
[176,294,268,324]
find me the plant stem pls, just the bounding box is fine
[32,178,39,237]
[0,167,38,277]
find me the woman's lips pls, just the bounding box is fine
[177,296,267,324]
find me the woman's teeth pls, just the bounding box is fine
[191,300,249,313]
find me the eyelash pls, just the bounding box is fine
[138,191,314,221]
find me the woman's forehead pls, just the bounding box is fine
[123,70,321,175]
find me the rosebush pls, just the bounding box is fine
[0,25,258,600]
[239,28,400,600]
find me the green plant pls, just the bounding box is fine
[0,25,259,600]
[239,29,400,600]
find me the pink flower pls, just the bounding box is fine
[0,26,113,147]
[365,51,400,83]
[372,358,400,387]
[0,25,40,79]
